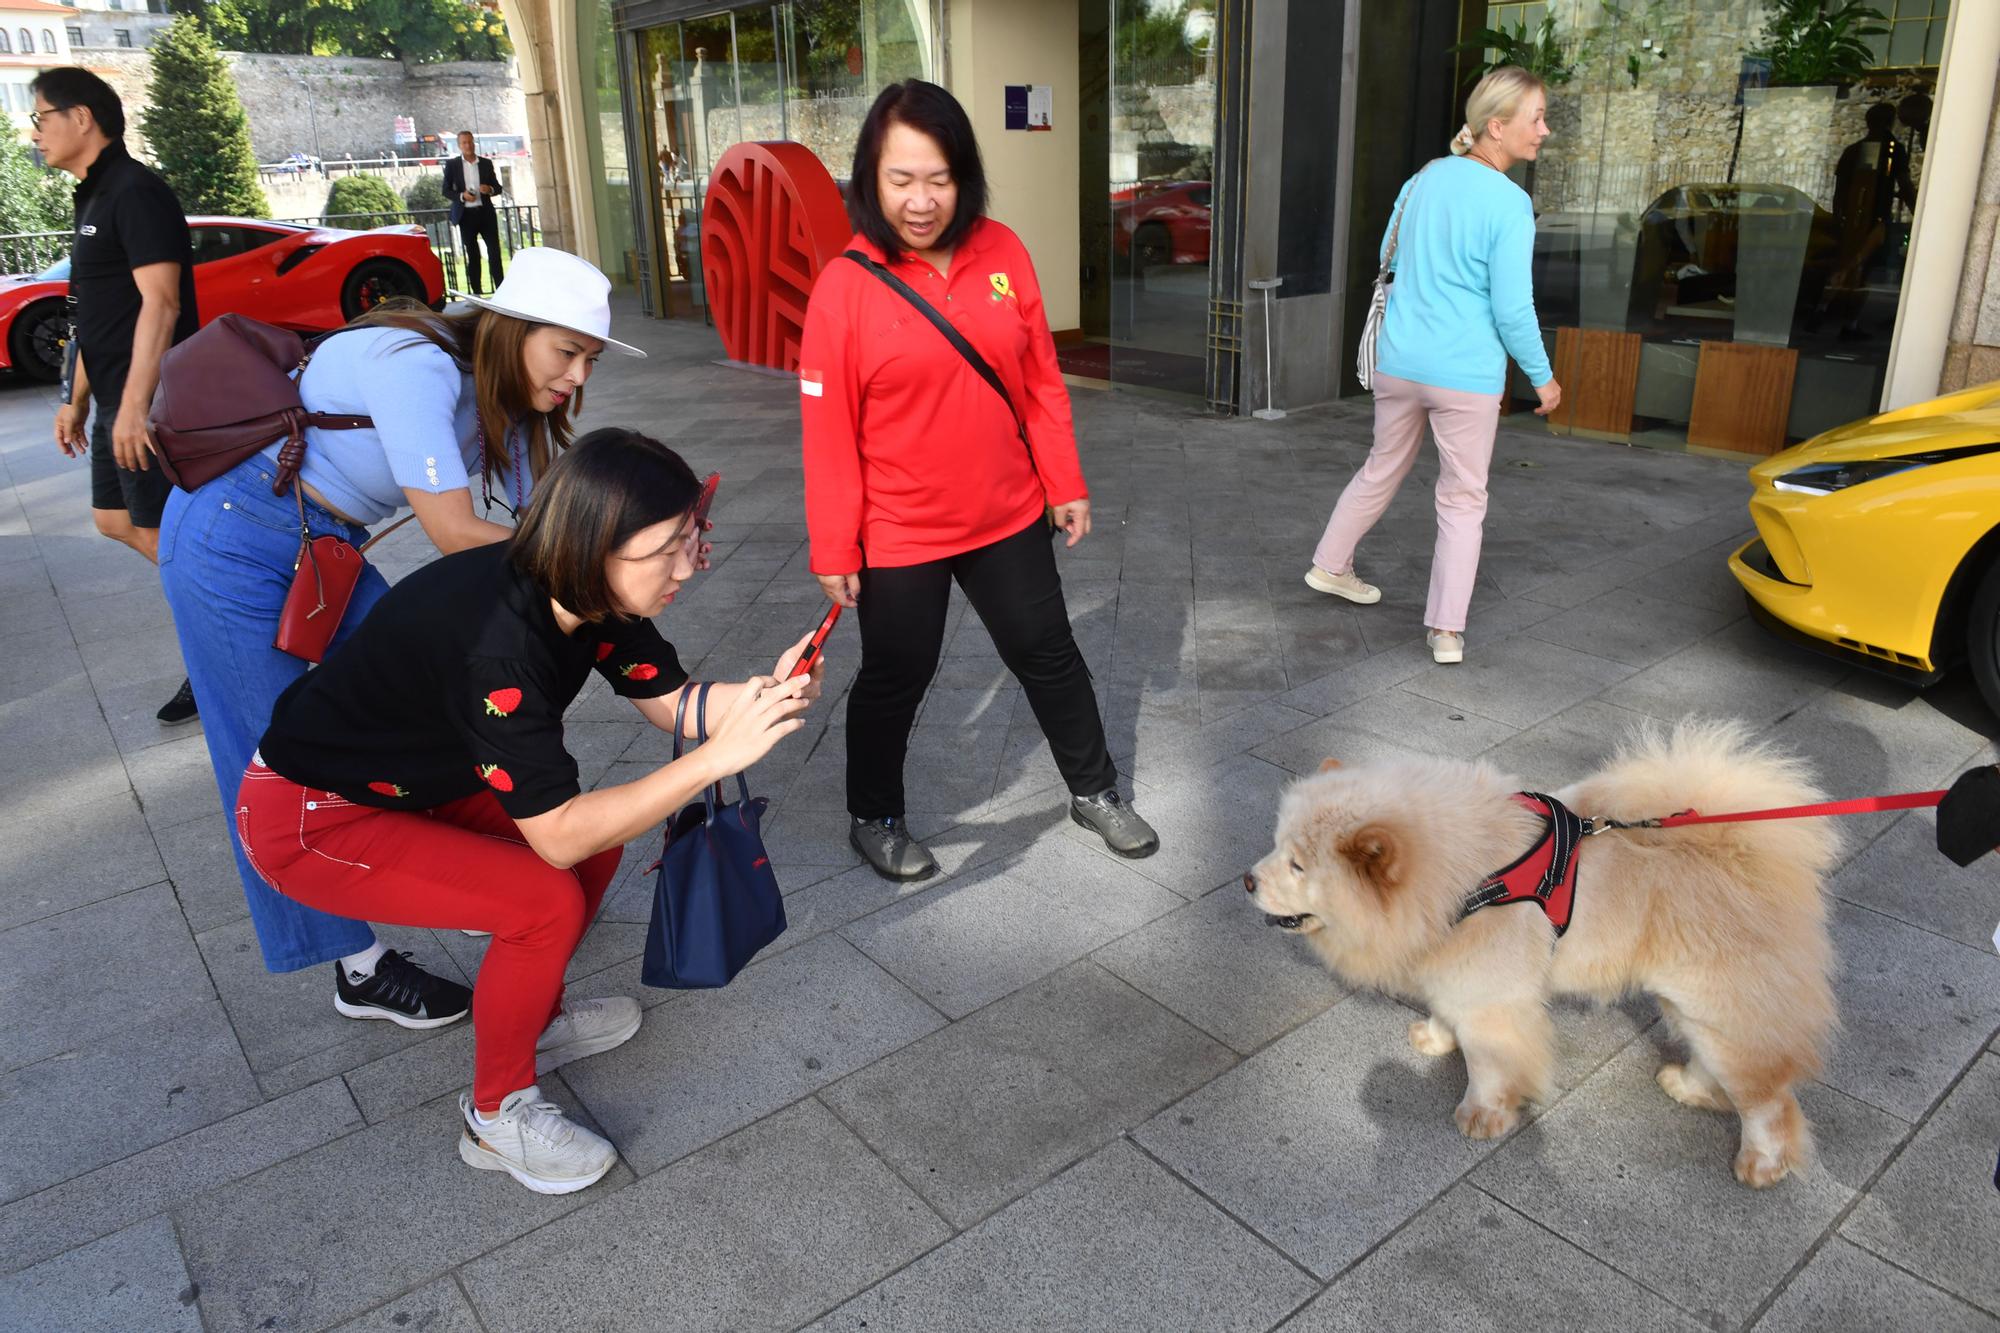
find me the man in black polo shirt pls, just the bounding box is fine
[32,67,200,724]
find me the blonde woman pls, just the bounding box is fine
[1307,66,1561,664]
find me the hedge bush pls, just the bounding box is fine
[401,173,450,215]
[322,176,406,229]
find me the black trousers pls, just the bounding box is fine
[458,209,503,294]
[848,516,1115,819]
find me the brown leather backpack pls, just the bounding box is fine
[148,313,371,493]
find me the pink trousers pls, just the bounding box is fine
[1312,372,1502,633]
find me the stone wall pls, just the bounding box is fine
[79,49,526,165]
[1943,80,2000,392]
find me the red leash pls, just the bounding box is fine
[1589,789,1948,834]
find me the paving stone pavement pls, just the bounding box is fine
[1,303,1997,1332]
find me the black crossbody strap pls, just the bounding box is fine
[839,249,1030,448]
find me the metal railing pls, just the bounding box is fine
[255,154,532,183]
[0,231,69,277]
[1,205,541,294]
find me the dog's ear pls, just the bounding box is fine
[1318,758,1343,773]
[1338,823,1403,903]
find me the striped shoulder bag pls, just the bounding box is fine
[1356,162,1438,391]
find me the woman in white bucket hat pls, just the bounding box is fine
[159,247,659,1017]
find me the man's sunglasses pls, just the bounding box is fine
[28,106,72,131]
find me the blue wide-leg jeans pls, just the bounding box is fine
[159,454,392,972]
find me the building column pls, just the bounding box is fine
[499,0,581,257]
[1893,0,2000,404]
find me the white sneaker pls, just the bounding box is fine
[1304,566,1382,604]
[457,1086,616,1195]
[534,996,642,1074]
[461,929,491,938]
[1427,629,1465,664]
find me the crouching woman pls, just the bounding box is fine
[235,429,820,1194]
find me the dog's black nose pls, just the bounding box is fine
[1242,872,1256,894]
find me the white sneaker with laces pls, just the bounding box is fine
[1427,629,1465,664]
[534,996,642,1074]
[1304,566,1382,604]
[457,1086,616,1194]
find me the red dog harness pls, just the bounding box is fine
[1458,793,1586,937]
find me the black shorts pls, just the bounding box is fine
[88,406,174,529]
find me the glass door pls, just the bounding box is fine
[1073,0,1218,395]
[1494,0,1945,451]
[629,2,938,323]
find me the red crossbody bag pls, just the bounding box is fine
[273,503,412,663]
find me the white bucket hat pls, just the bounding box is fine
[451,246,646,358]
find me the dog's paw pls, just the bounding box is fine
[1656,1063,1732,1112]
[1409,1017,1458,1056]
[1733,1143,1795,1188]
[1454,1098,1519,1140]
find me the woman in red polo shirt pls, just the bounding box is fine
[800,79,1157,880]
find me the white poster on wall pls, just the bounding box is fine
[1027,85,1053,131]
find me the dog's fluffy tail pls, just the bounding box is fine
[1584,717,1842,881]
[1577,718,1839,1079]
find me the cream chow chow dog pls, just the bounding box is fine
[1244,721,1840,1187]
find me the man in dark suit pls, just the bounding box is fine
[443,130,503,294]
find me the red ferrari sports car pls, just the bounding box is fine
[0,216,446,382]
[1111,180,1212,270]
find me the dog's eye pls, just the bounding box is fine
[1289,859,1304,874]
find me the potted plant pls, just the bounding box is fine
[1747,0,1887,90]
[1451,12,1577,87]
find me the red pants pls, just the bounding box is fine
[236,761,622,1110]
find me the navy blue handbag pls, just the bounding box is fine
[641,681,787,988]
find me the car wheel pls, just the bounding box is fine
[1133,223,1171,271]
[1968,558,2000,720]
[340,259,426,320]
[8,300,67,383]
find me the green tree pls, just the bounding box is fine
[172,0,322,55]
[329,0,510,63]
[175,0,511,63]
[142,18,270,216]
[0,132,74,237]
[323,174,405,227]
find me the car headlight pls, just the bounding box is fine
[1773,459,1928,495]
[1771,443,2000,495]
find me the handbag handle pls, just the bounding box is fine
[668,680,750,811]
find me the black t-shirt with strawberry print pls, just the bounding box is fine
[259,541,688,821]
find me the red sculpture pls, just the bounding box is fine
[700,141,852,372]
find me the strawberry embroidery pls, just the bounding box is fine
[619,663,659,681]
[477,764,515,793]
[595,642,615,662]
[484,687,523,717]
[367,781,407,798]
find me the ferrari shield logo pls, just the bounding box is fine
[989,272,1014,302]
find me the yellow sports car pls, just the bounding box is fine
[1730,379,2000,715]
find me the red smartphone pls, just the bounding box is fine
[689,471,720,534]
[788,603,843,679]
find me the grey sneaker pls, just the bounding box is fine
[457,1085,616,1195]
[1071,789,1160,858]
[849,816,939,881]
[534,996,642,1074]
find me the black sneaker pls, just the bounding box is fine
[333,950,471,1029]
[156,678,198,726]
